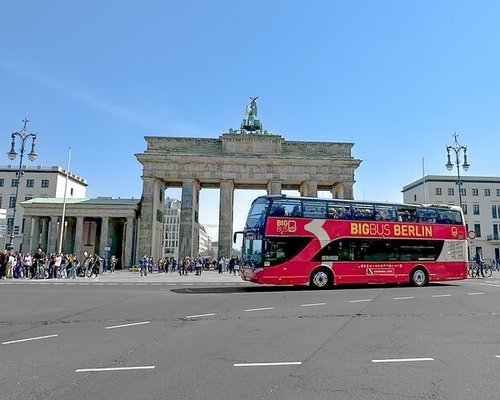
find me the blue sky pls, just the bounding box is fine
[1,1,500,239]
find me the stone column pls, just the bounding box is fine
[300,181,318,198]
[74,217,84,259]
[218,179,234,260]
[124,217,134,267]
[99,217,109,256]
[267,180,282,195]
[40,218,49,253]
[179,179,200,260]
[343,181,354,200]
[331,182,344,199]
[48,217,59,254]
[137,176,165,261]
[31,217,40,253]
[22,216,33,254]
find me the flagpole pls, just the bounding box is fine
[58,147,71,254]
[422,157,427,203]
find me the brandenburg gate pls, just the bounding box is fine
[136,98,362,261]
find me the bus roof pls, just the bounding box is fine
[254,194,462,211]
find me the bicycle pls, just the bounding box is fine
[468,262,492,278]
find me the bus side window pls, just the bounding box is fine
[290,204,302,217]
[271,205,285,216]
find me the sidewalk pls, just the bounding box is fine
[90,270,249,284]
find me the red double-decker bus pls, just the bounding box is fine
[236,195,468,288]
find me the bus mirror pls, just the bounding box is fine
[233,231,244,243]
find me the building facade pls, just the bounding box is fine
[0,165,87,251]
[402,175,500,263]
[21,197,139,267]
[198,225,213,258]
[163,197,181,260]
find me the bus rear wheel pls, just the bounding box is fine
[310,268,333,289]
[410,268,428,287]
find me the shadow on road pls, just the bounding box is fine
[171,282,461,294]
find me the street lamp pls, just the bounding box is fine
[445,133,469,209]
[6,119,37,251]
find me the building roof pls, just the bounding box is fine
[22,197,139,206]
[0,165,88,186]
[403,175,500,192]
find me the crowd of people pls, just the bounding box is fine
[138,255,242,276]
[0,249,118,280]
[0,249,242,280]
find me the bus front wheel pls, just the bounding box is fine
[410,268,428,287]
[310,268,333,289]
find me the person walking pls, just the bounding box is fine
[140,254,148,277]
[5,251,15,279]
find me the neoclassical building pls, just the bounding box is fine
[136,102,362,262]
[21,198,139,267]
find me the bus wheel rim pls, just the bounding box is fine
[413,270,425,285]
[313,271,328,287]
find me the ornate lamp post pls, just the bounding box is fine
[445,133,469,209]
[6,119,37,251]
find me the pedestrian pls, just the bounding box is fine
[110,255,117,273]
[476,249,485,278]
[140,254,148,277]
[5,251,15,279]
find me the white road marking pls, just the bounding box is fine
[2,334,58,345]
[185,313,216,319]
[349,299,372,303]
[234,362,302,367]
[105,321,151,330]
[393,297,415,300]
[75,366,155,373]
[244,307,274,312]
[301,303,326,307]
[467,292,485,295]
[432,294,452,298]
[495,355,500,358]
[372,358,434,363]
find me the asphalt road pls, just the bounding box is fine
[1,274,500,400]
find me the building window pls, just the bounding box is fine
[24,196,32,201]
[7,218,13,232]
[41,179,49,188]
[461,188,466,196]
[413,194,417,202]
[474,223,481,238]
[9,196,16,208]
[0,178,4,187]
[0,196,2,208]
[497,189,500,197]
[462,204,468,215]
[435,188,442,196]
[473,204,480,215]
[11,179,18,187]
[485,189,491,196]
[26,179,34,188]
[472,188,479,196]
[493,205,498,219]
[493,224,500,240]
[447,188,454,196]
[70,188,74,196]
